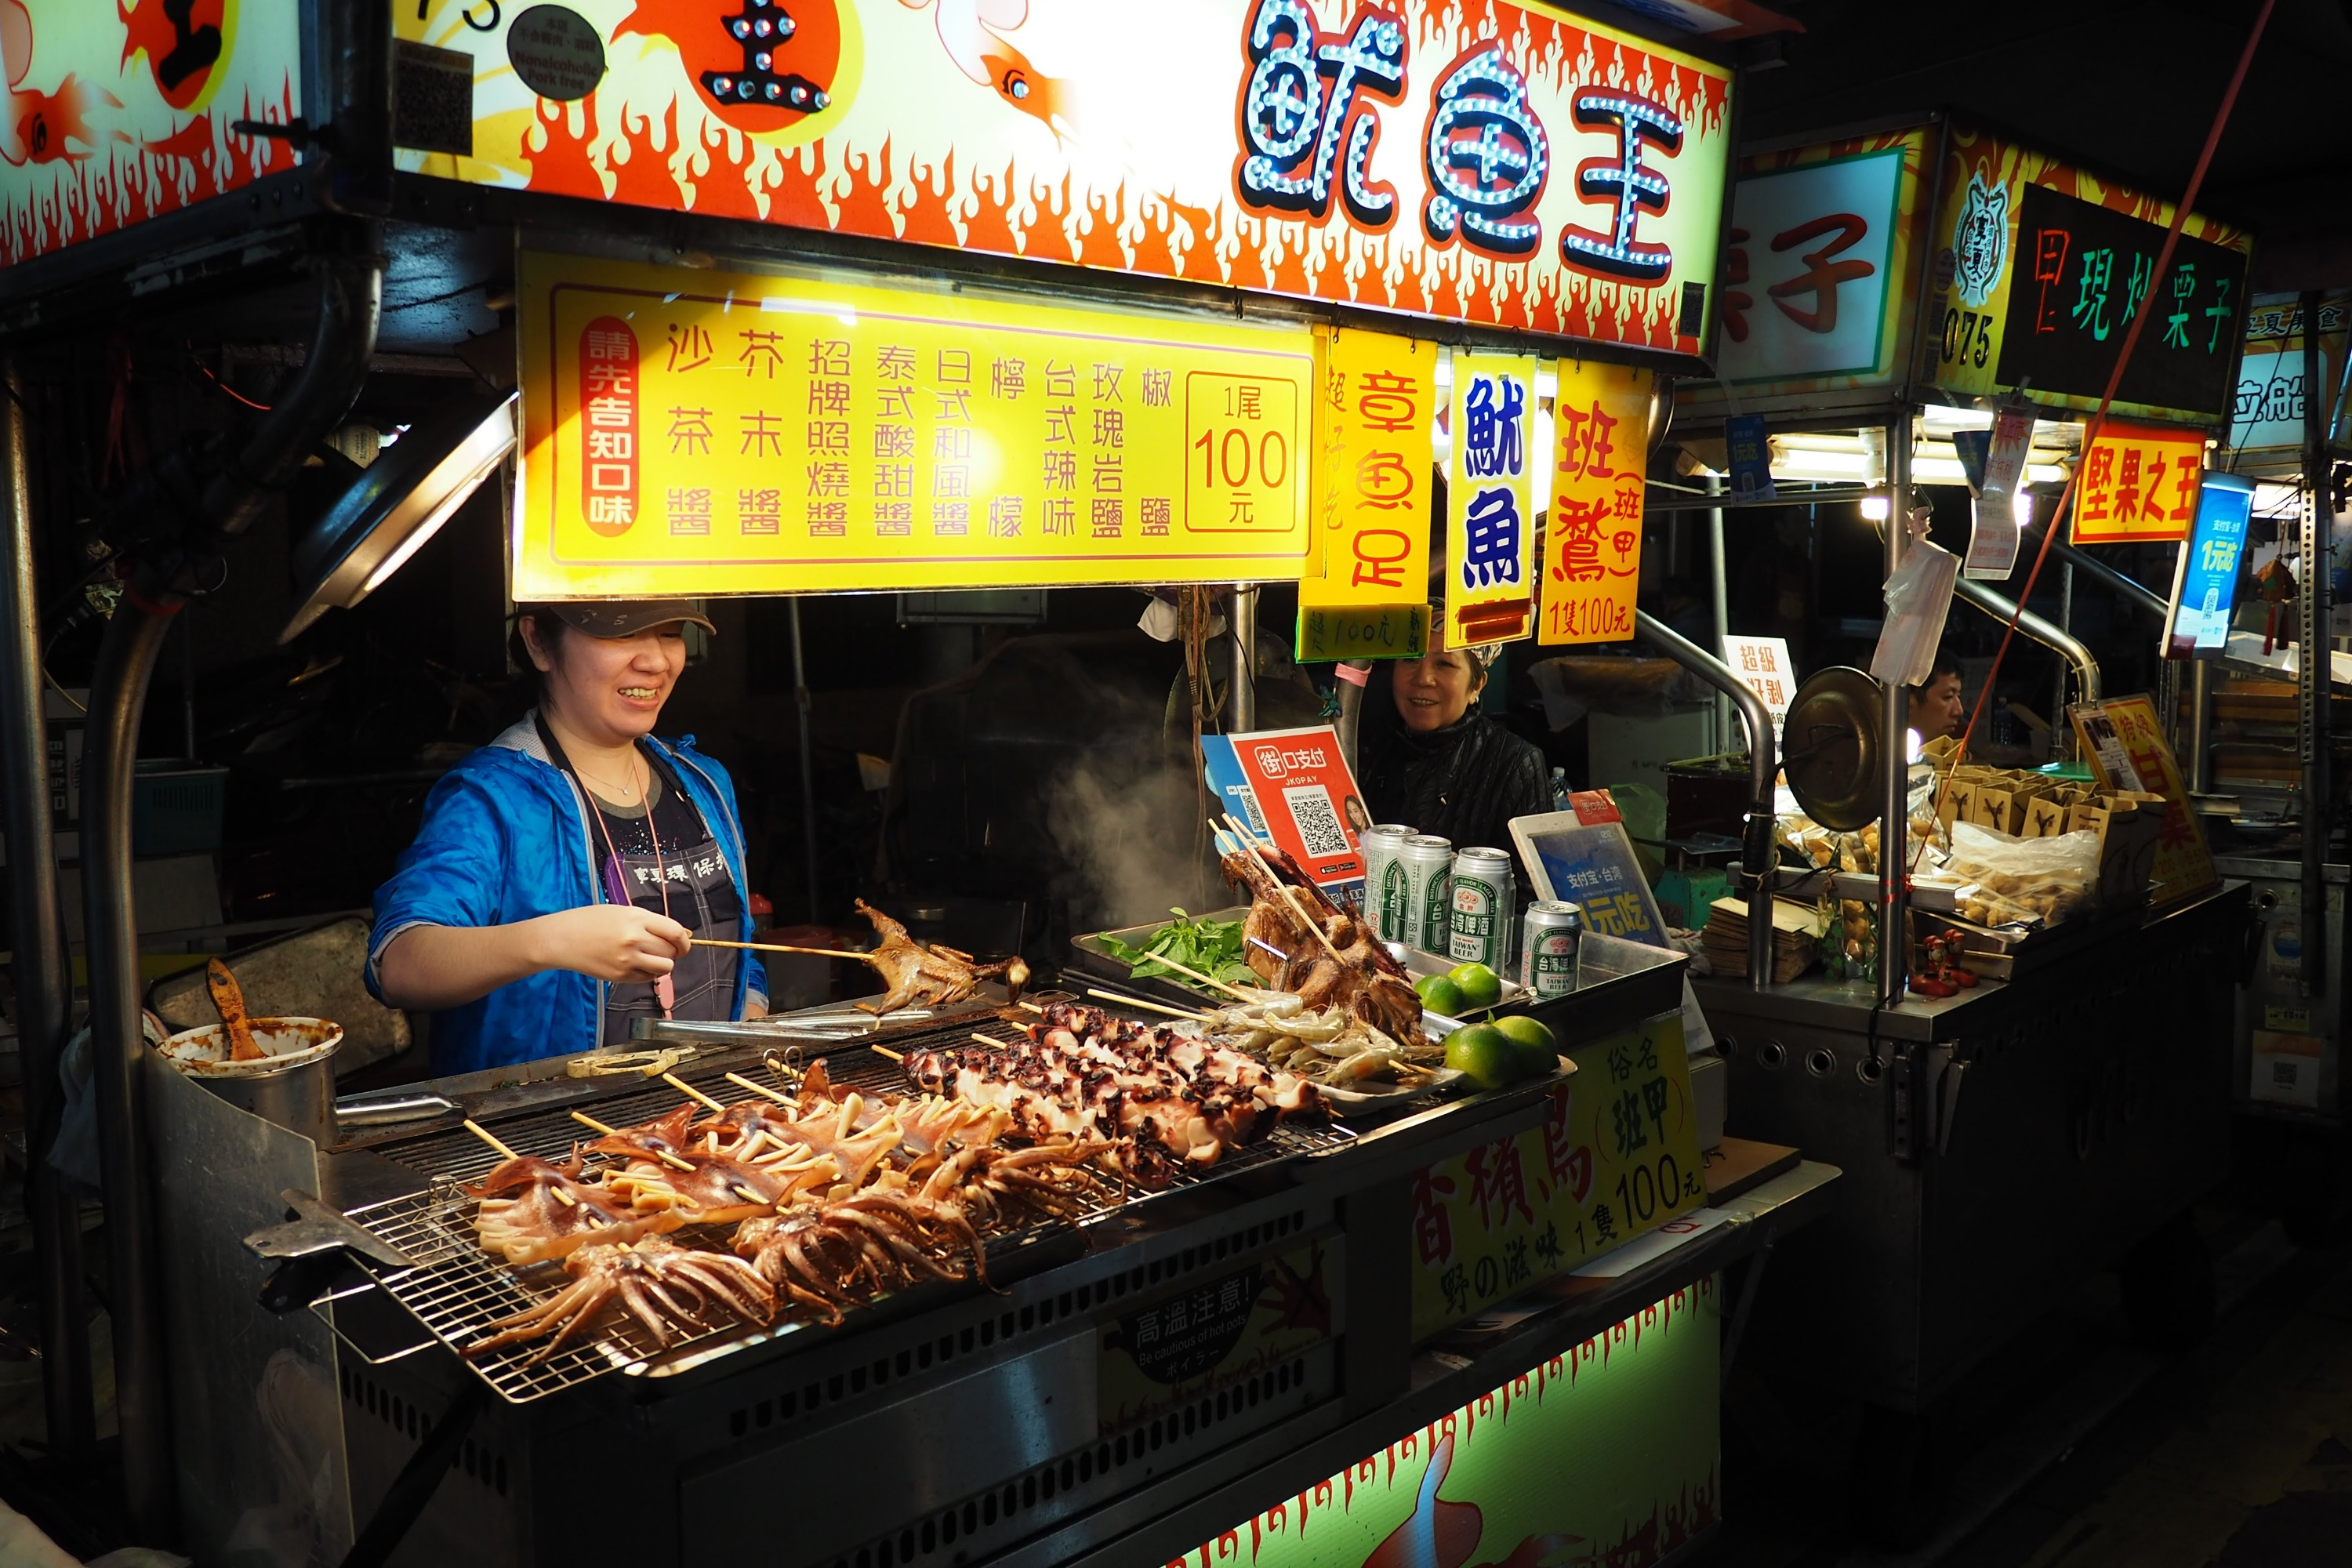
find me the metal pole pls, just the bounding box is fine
[1229,586,1258,732]
[81,599,179,1539]
[2024,524,2172,621]
[2054,560,2074,761]
[1707,473,1731,753]
[1953,579,2102,706]
[179,612,196,760]
[1634,611,1777,989]
[787,598,821,923]
[0,354,94,1461]
[2301,290,2330,995]
[1878,422,1909,1007]
[2189,659,2214,796]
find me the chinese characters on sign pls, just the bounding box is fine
[1302,327,1432,608]
[401,0,1731,351]
[1722,635,1793,743]
[1716,147,1905,383]
[1927,126,2254,423]
[1445,354,1537,645]
[2071,419,2206,546]
[517,255,1315,597]
[2067,695,2217,906]
[1540,359,1653,646]
[2165,472,2253,658]
[1411,1014,1703,1338]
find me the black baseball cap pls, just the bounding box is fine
[540,600,717,638]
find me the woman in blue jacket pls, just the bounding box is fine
[368,600,767,1074]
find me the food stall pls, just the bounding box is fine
[0,3,1836,1563]
[1665,115,2256,1531]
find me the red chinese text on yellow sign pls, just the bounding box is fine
[2071,694,2217,906]
[2071,418,2206,545]
[1445,353,1540,647]
[515,252,1316,598]
[1541,361,1656,645]
[1411,1012,1703,1341]
[1302,328,1434,610]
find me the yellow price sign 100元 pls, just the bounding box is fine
[515,252,1316,598]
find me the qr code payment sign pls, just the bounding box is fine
[1283,786,1352,859]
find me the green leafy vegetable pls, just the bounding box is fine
[1099,908,1254,989]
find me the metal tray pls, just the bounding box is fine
[1069,912,1686,1052]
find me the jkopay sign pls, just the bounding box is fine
[401,0,1731,353]
[516,252,1316,597]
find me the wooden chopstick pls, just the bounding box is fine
[689,938,870,960]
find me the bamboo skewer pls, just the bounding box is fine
[868,1043,906,1062]
[1132,949,1265,1002]
[725,1070,795,1105]
[1083,986,1210,1022]
[662,1072,726,1111]
[1220,814,1348,964]
[568,1110,697,1172]
[462,1119,520,1161]
[690,938,871,960]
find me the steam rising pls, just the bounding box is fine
[1044,710,1221,934]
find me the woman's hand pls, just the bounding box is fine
[531,906,692,983]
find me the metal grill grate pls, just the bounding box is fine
[343,1007,1352,1403]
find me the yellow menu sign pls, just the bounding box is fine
[2068,694,2218,906]
[1540,360,1655,645]
[516,253,1315,597]
[2071,417,2205,546]
[1302,326,1434,610]
[1443,352,1539,647]
[1412,1013,1703,1341]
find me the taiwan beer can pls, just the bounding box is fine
[1520,900,1584,998]
[1360,824,1414,943]
[1399,835,1454,953]
[1447,847,1515,971]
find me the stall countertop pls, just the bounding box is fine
[1029,1159,1842,1568]
[1692,880,2250,1041]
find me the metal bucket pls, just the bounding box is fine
[156,1017,343,1147]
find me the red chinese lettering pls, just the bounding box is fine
[1766,212,1874,335]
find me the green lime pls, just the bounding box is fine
[1444,1023,1516,1091]
[1417,976,1465,1016]
[1447,961,1503,1011]
[1494,1013,1560,1076]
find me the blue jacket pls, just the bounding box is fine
[367,715,767,1075]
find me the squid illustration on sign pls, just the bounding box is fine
[0,0,120,166]
[119,0,230,112]
[899,0,1079,136]
[1363,1429,1582,1568]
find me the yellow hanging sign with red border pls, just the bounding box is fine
[514,252,1316,598]
[1540,361,1656,645]
[1302,327,1434,611]
[2071,418,2205,545]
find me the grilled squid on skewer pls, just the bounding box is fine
[463,1236,776,1363]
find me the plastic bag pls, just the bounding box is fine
[1869,535,1960,689]
[1944,820,2101,927]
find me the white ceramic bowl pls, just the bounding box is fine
[158,1017,343,1077]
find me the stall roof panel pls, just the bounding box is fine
[395,0,1733,358]
[0,0,303,267]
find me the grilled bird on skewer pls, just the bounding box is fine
[462,1150,683,1266]
[851,900,1022,1014]
[1222,846,1425,1045]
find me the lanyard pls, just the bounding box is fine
[546,717,677,1019]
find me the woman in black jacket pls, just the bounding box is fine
[1356,634,1553,870]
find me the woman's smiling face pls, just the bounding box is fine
[524,619,688,747]
[1392,647,1486,732]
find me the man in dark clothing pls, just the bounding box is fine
[1357,633,1554,884]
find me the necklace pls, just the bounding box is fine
[572,750,647,806]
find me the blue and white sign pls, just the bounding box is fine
[2164,470,2254,658]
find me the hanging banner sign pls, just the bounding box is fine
[399,0,1731,354]
[515,252,1316,597]
[1539,359,1654,645]
[0,0,303,267]
[1294,604,1431,663]
[1722,634,1793,741]
[1961,407,2035,579]
[1445,354,1538,647]
[2071,418,2206,546]
[1927,122,2252,426]
[1412,1013,1704,1339]
[1302,328,1432,610]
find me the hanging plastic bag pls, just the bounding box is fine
[1870,509,1960,689]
